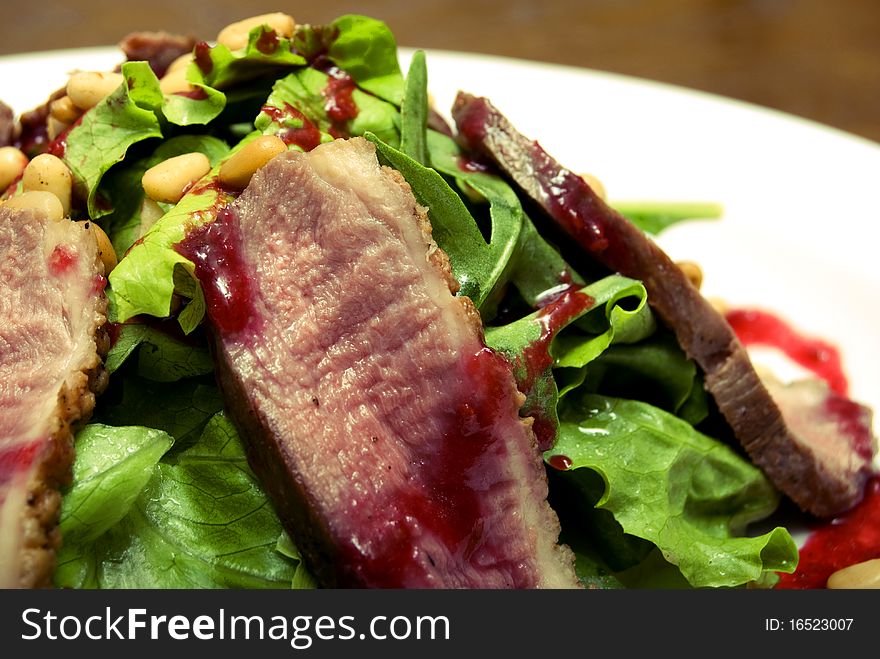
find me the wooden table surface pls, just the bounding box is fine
[2,0,878,142]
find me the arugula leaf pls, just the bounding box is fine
[614,200,723,235]
[427,129,580,313]
[400,50,428,164]
[550,394,798,588]
[368,133,492,303]
[56,413,304,589]
[327,15,405,104]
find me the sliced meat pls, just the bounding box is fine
[452,92,875,518]
[0,209,107,588]
[119,31,197,78]
[177,137,579,588]
[764,377,876,509]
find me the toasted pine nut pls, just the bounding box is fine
[159,67,194,95]
[3,191,65,221]
[77,220,117,274]
[67,71,124,110]
[217,12,295,51]
[166,53,193,75]
[49,95,82,124]
[827,558,880,589]
[22,153,73,216]
[142,152,211,204]
[580,173,607,201]
[677,260,703,290]
[47,116,69,141]
[0,146,28,191]
[219,135,287,189]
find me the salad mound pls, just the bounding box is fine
[6,11,874,589]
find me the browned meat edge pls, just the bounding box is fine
[9,209,109,588]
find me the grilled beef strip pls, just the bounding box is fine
[0,209,107,587]
[177,137,579,588]
[452,92,876,517]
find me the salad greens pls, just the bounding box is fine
[49,14,795,588]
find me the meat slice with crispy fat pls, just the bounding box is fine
[0,209,107,587]
[452,92,876,517]
[178,137,578,588]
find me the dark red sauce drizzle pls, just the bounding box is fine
[726,308,849,395]
[174,207,260,337]
[341,347,532,587]
[193,41,213,75]
[254,28,279,54]
[520,288,594,392]
[44,114,83,159]
[518,288,595,451]
[777,477,880,589]
[313,58,358,137]
[547,454,572,471]
[260,103,322,151]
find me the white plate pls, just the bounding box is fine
[2,46,878,427]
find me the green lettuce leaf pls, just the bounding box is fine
[105,322,213,382]
[190,27,307,91]
[549,394,798,587]
[93,373,222,446]
[63,62,163,219]
[107,131,258,326]
[56,413,306,589]
[485,274,650,447]
[58,424,173,546]
[99,134,229,256]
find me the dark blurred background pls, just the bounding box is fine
[2,0,878,141]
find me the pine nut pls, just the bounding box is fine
[217,13,295,51]
[77,220,117,274]
[3,191,65,221]
[22,153,73,216]
[49,95,81,124]
[677,260,703,290]
[159,67,194,95]
[0,146,28,191]
[67,71,124,110]
[219,135,287,189]
[827,558,880,589]
[166,53,193,75]
[47,116,68,141]
[580,173,607,201]
[142,152,211,204]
